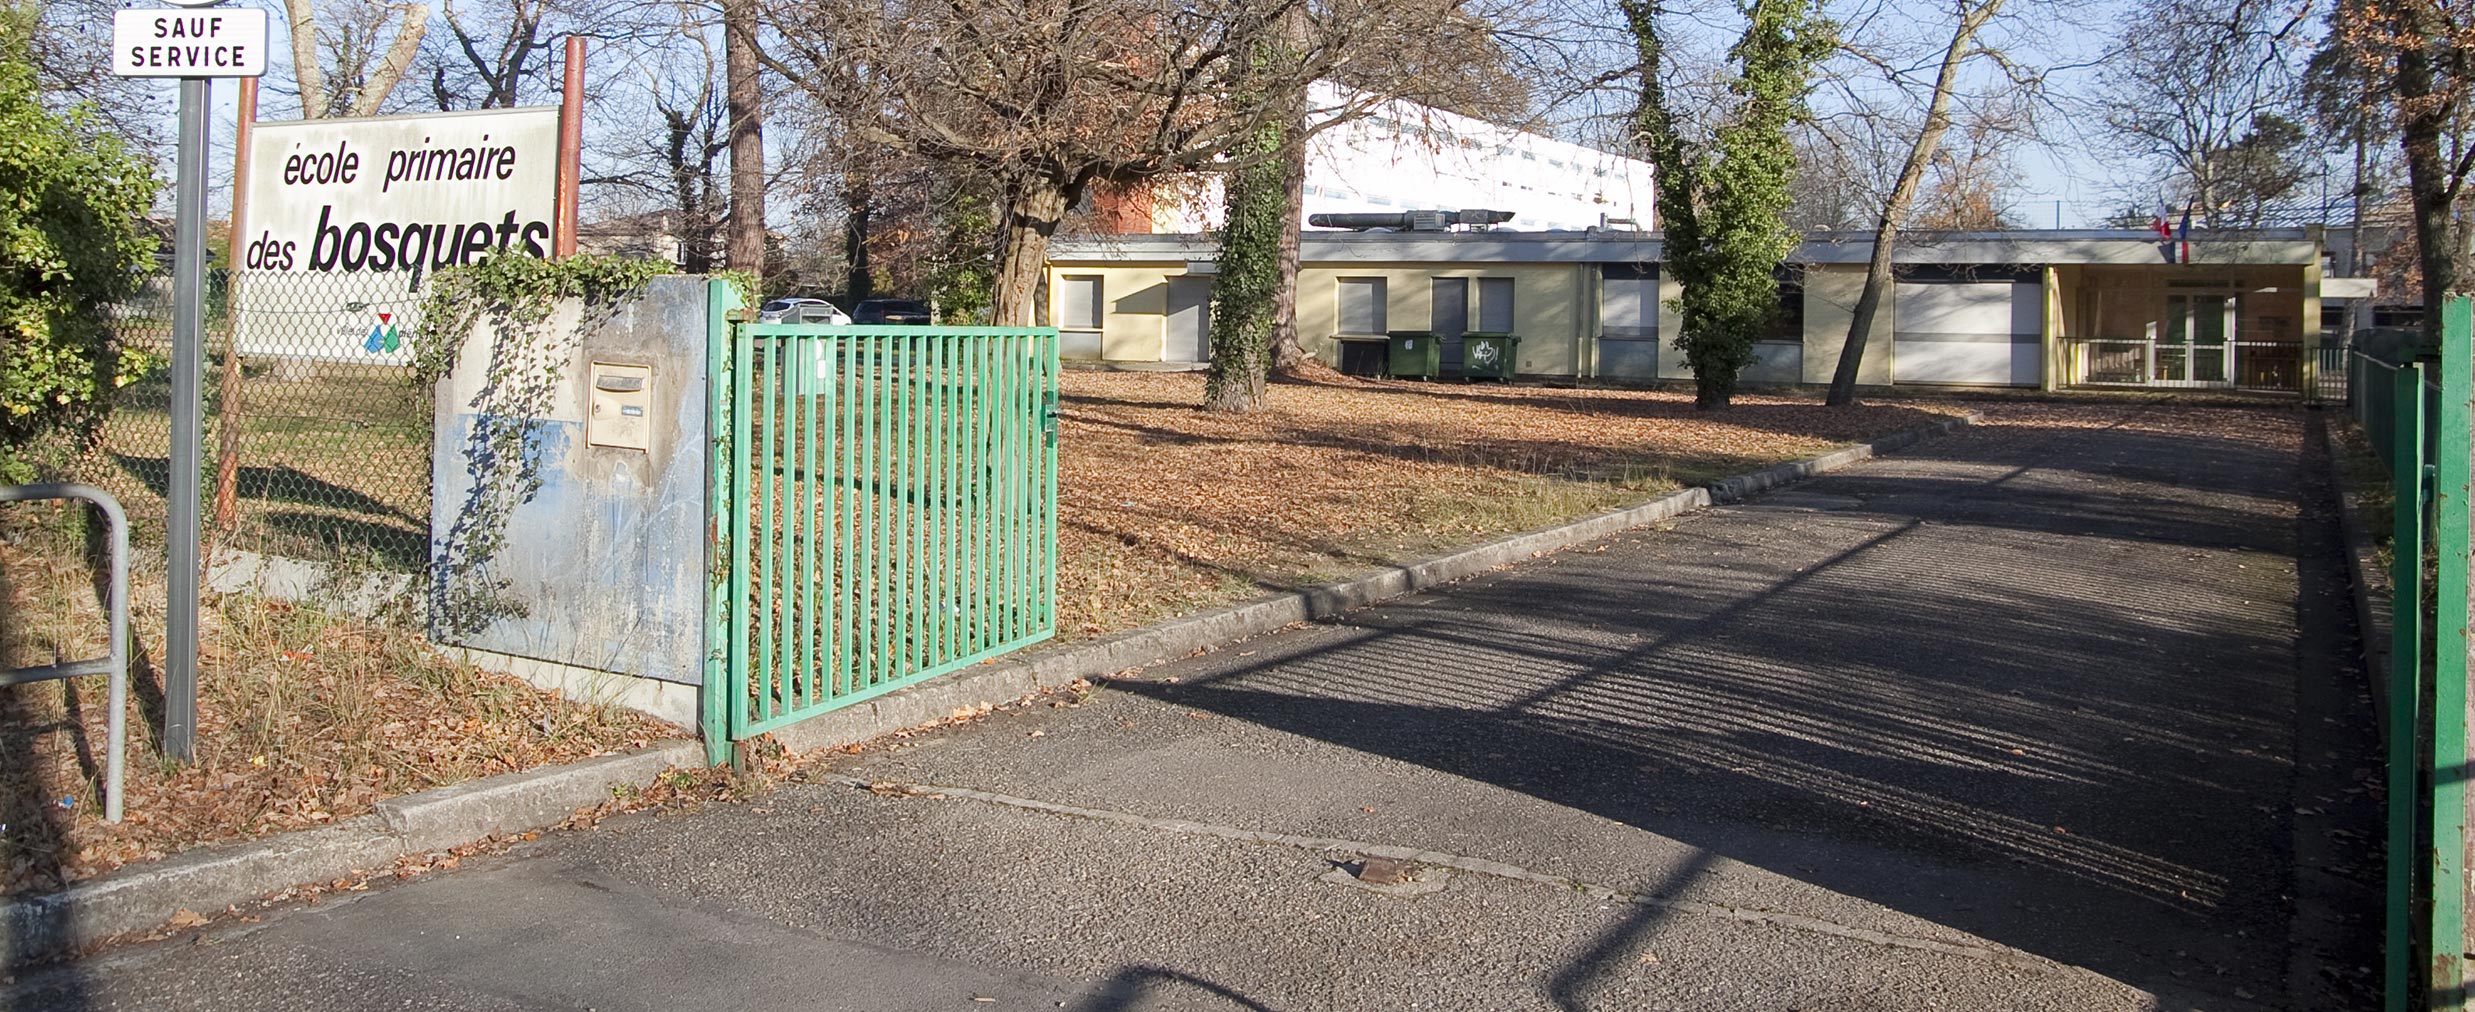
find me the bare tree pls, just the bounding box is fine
[1821,0,2007,406]
[420,0,558,109]
[1786,116,1903,231]
[2091,0,2308,226]
[286,0,432,118]
[1909,110,2024,228]
[20,0,166,143]
[578,21,736,271]
[759,0,1522,325]
[2328,0,2475,336]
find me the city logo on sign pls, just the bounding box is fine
[363,311,401,354]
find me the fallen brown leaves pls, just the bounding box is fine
[0,513,685,898]
[1053,373,1957,636]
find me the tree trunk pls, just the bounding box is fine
[993,182,1069,327]
[1267,118,1309,376]
[1206,121,1289,412]
[286,0,328,116]
[1825,0,2001,407]
[724,0,767,278]
[348,4,429,117]
[2394,3,2464,341]
[844,174,874,302]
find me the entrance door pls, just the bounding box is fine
[1431,278,1468,374]
[2156,294,2235,386]
[1165,276,1212,363]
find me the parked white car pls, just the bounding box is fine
[756,298,852,325]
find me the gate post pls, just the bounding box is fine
[2434,295,2473,1005]
[702,279,743,767]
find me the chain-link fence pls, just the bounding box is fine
[66,270,434,577]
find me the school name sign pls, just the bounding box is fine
[236,106,560,361]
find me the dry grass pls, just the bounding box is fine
[1052,372,1960,635]
[0,505,682,897]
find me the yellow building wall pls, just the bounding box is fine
[1800,264,1895,386]
[1294,263,1591,377]
[1047,263,1181,362]
[1655,275,1692,380]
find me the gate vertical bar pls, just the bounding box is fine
[2435,294,2473,1005]
[1041,338,1059,631]
[938,334,956,659]
[866,334,884,691]
[726,312,756,737]
[1004,334,1025,645]
[757,337,779,725]
[897,334,916,675]
[838,337,855,697]
[928,334,947,659]
[792,335,814,712]
[969,335,988,655]
[2394,358,2432,1012]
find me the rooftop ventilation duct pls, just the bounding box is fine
[1306,209,1516,232]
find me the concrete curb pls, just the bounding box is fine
[2319,416,2394,746]
[2,740,701,965]
[775,410,1980,753]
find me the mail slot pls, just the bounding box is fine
[587,362,653,451]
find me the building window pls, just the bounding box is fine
[1477,278,1516,332]
[1338,277,1388,334]
[1061,275,1103,331]
[1768,265,1804,341]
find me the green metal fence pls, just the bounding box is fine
[707,315,1059,749]
[2358,298,2474,1012]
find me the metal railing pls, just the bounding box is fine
[2060,336,2320,393]
[709,319,1060,747]
[0,484,130,822]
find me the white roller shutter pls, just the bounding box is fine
[1893,281,2041,386]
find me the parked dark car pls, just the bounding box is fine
[853,298,932,325]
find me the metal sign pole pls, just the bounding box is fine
[164,75,209,762]
[111,0,266,765]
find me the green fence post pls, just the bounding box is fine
[2435,296,2474,1008]
[2396,358,2432,1012]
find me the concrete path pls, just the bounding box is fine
[7,402,2383,1012]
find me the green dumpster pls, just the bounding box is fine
[1462,332,1520,381]
[1387,330,1440,379]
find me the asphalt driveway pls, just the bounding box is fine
[8,401,2382,1012]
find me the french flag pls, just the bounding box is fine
[2152,202,2174,241]
[2176,205,2192,265]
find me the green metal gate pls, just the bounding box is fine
[705,309,1058,757]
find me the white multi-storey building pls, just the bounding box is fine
[1099,83,1656,234]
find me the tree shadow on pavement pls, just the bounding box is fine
[1069,965,1285,1012]
[1109,412,2377,1010]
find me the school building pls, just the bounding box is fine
[1044,227,2350,393]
